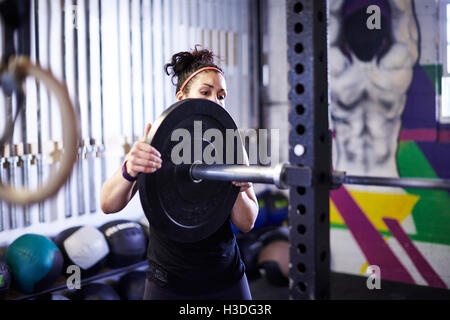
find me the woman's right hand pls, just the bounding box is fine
[125,123,162,178]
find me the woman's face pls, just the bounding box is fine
[176,71,227,108]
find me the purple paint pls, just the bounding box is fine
[416,141,450,180]
[331,186,415,284]
[399,129,450,142]
[402,66,438,130]
[399,129,437,141]
[383,218,447,289]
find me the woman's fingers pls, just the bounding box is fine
[126,135,163,176]
[131,165,159,174]
[142,123,152,141]
[232,181,252,192]
[135,142,161,157]
[129,157,162,168]
[136,143,162,160]
[130,151,162,164]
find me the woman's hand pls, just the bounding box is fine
[125,123,163,178]
[232,181,252,193]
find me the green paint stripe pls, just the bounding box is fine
[330,223,347,230]
[397,141,438,179]
[331,223,393,236]
[421,64,443,96]
[397,141,450,246]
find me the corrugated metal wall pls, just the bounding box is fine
[0,0,260,246]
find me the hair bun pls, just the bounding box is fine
[165,45,220,91]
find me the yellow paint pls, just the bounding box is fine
[330,191,420,232]
[360,262,369,275]
[330,199,345,224]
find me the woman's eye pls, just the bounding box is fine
[201,91,208,95]
[218,95,225,101]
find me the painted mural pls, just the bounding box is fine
[329,0,450,289]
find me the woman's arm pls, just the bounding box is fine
[101,124,162,214]
[100,163,138,214]
[230,148,259,233]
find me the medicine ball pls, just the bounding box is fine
[117,271,146,300]
[257,227,290,287]
[236,233,263,280]
[99,220,147,268]
[71,283,120,300]
[5,234,63,294]
[54,225,109,278]
[0,258,11,299]
[253,198,269,231]
[257,226,289,245]
[263,191,288,226]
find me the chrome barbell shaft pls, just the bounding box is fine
[333,173,450,191]
[190,163,285,188]
[190,163,450,191]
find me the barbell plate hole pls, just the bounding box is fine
[189,160,203,183]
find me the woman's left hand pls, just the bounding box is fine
[232,181,252,193]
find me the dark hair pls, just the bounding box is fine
[164,45,223,94]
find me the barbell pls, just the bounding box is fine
[137,99,450,243]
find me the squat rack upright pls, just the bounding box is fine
[286,0,330,300]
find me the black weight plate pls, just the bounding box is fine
[137,99,241,243]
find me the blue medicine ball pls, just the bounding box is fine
[5,234,63,294]
[258,190,288,227]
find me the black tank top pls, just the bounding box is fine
[147,218,245,295]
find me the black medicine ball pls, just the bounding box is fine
[257,227,290,287]
[54,225,110,278]
[257,226,289,246]
[117,271,146,300]
[0,258,11,299]
[99,220,147,268]
[71,283,120,300]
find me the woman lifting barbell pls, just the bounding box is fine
[100,46,259,300]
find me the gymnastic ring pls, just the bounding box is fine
[0,56,79,205]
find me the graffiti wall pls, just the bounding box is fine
[329,0,450,288]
